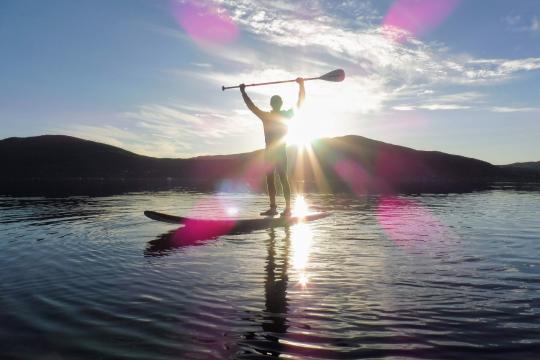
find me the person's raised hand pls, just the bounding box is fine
[239,83,246,91]
[296,77,304,85]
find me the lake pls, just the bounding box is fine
[1,189,539,359]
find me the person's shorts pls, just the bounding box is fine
[265,145,287,174]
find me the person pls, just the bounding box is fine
[240,78,305,217]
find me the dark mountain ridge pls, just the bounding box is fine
[1,134,536,195]
[503,161,540,171]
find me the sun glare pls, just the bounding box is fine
[286,107,330,146]
[293,195,310,217]
[291,222,313,288]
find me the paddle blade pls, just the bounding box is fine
[319,69,345,82]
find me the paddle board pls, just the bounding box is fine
[144,210,329,232]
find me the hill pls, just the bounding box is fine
[0,134,534,195]
[502,161,540,171]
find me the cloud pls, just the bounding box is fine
[491,106,540,113]
[148,0,540,153]
[393,105,415,111]
[533,16,540,32]
[214,0,540,85]
[503,14,540,33]
[61,103,261,158]
[503,15,521,26]
[393,105,540,113]
[123,103,256,140]
[148,24,261,65]
[157,1,540,120]
[394,104,470,111]
[391,91,483,111]
[192,62,213,68]
[62,123,196,158]
[418,104,470,110]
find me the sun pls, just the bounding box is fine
[286,107,330,146]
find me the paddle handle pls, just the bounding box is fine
[222,77,318,91]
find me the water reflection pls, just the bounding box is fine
[145,213,316,358]
[3,191,540,359]
[291,223,313,288]
[240,222,315,358]
[0,197,107,226]
[376,196,459,251]
[144,228,214,255]
[241,228,289,358]
[144,221,277,256]
[145,195,318,256]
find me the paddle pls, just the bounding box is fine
[221,69,345,91]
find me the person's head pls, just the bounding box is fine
[270,95,283,111]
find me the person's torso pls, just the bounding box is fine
[261,110,293,145]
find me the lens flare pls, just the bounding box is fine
[377,196,458,251]
[333,158,370,197]
[286,106,333,147]
[383,0,461,42]
[172,0,238,46]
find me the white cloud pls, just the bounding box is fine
[123,103,257,140]
[215,1,540,85]
[491,106,540,113]
[159,1,540,119]
[504,14,540,33]
[532,16,540,32]
[62,123,196,158]
[192,62,213,68]
[393,104,470,111]
[393,105,415,111]
[419,104,471,111]
[131,1,540,157]
[61,103,261,158]
[391,91,484,112]
[503,15,521,26]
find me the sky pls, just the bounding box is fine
[1,0,539,164]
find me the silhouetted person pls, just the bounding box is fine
[240,78,305,217]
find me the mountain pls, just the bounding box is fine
[502,161,540,171]
[0,134,535,195]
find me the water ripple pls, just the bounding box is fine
[1,190,540,359]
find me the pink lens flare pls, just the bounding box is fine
[333,158,371,197]
[241,156,273,191]
[375,147,420,181]
[163,195,239,246]
[172,0,238,46]
[215,151,272,193]
[377,196,458,250]
[383,0,461,41]
[174,218,237,246]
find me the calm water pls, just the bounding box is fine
[1,190,540,359]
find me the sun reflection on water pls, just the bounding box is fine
[291,220,314,289]
[292,195,310,217]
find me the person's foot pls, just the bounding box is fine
[260,207,278,216]
[280,208,292,217]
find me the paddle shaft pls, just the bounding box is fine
[222,76,319,91]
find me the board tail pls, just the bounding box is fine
[144,210,184,224]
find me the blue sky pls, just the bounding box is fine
[1,0,539,164]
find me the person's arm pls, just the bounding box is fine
[240,84,265,119]
[296,78,305,109]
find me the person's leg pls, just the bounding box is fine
[277,149,291,212]
[278,169,291,210]
[263,147,278,213]
[266,171,277,209]
[260,170,278,216]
